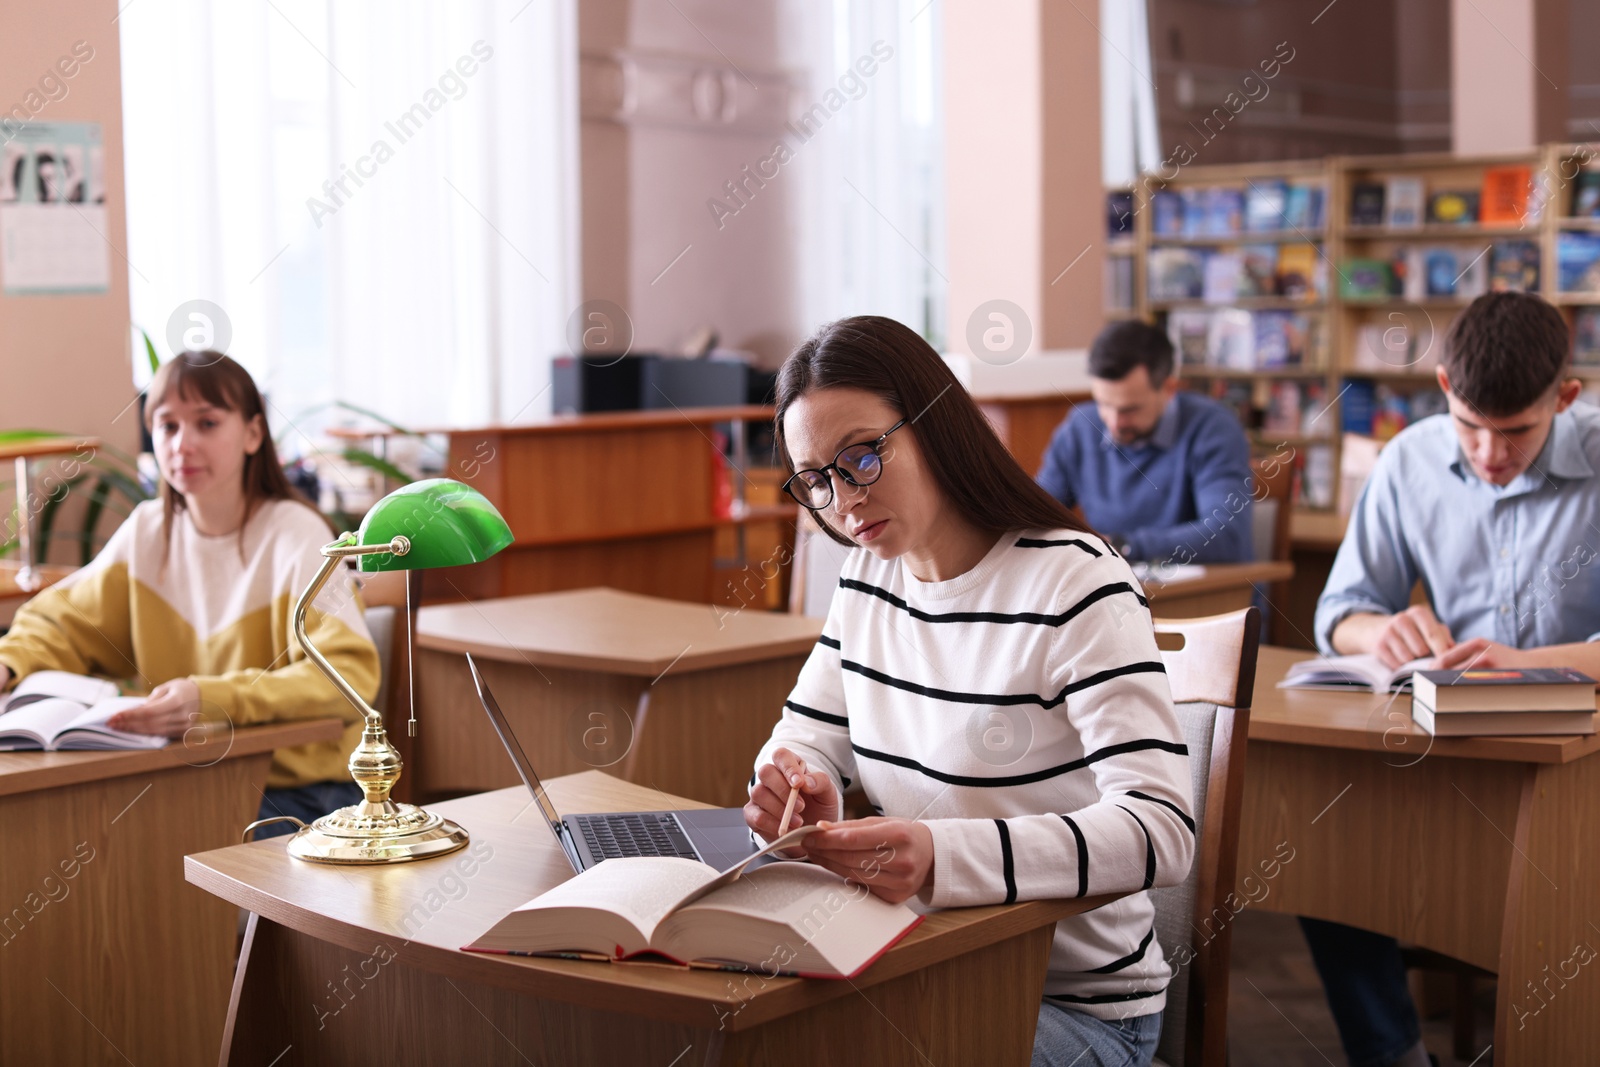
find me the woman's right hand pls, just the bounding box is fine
[745,747,841,842]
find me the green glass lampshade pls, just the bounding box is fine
[354,478,514,572]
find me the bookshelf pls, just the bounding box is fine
[1104,185,1139,320]
[1114,157,1337,510]
[1107,144,1600,523]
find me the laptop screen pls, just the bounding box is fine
[464,654,569,851]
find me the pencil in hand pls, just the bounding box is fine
[778,757,807,836]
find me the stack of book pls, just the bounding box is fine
[1411,667,1598,736]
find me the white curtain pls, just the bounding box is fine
[120,0,577,433]
[790,0,947,347]
[1099,0,1160,187]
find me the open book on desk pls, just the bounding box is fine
[0,670,165,751]
[465,824,924,978]
[1278,653,1432,693]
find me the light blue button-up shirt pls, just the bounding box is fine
[1316,405,1600,654]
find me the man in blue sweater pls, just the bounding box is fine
[1037,321,1254,563]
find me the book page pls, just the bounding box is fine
[59,697,168,750]
[683,861,850,921]
[1386,656,1433,689]
[5,670,119,710]
[513,856,718,942]
[662,862,920,977]
[1280,653,1430,691]
[663,824,821,915]
[0,696,88,747]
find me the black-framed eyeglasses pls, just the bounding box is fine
[782,419,907,511]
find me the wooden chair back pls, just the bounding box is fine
[1148,607,1260,1067]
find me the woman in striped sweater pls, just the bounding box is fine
[744,317,1195,1067]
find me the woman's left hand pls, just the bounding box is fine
[799,817,935,904]
[107,678,202,738]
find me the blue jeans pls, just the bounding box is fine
[1298,917,1422,1067]
[1032,1002,1161,1067]
[254,781,364,839]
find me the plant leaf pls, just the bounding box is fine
[0,429,81,446]
[37,474,89,555]
[139,327,161,373]
[80,476,113,566]
[330,400,414,436]
[339,448,414,485]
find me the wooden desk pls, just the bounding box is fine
[0,719,344,1067]
[188,771,1118,1066]
[333,407,788,606]
[1238,647,1600,1064]
[1144,560,1294,619]
[413,587,822,807]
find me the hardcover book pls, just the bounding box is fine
[1479,165,1533,226]
[1412,667,1597,714]
[465,835,923,979]
[1427,190,1480,225]
[1349,182,1386,227]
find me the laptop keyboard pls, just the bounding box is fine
[572,813,700,861]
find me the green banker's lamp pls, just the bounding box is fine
[282,478,513,864]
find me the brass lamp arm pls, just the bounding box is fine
[292,533,411,726]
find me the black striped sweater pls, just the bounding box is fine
[752,528,1194,1017]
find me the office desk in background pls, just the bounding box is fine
[0,719,345,1067]
[1238,646,1600,1065]
[412,587,822,807]
[1143,560,1294,619]
[331,407,794,606]
[189,770,1117,1066]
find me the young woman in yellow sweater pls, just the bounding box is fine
[0,352,380,836]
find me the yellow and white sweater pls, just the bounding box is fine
[0,498,380,789]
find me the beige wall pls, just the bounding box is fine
[944,0,1104,355]
[944,0,1043,354]
[1452,0,1568,152]
[0,0,135,563]
[0,0,135,449]
[578,0,806,367]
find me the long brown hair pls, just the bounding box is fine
[774,316,1091,546]
[144,351,322,560]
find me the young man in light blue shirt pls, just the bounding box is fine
[1309,291,1600,1067]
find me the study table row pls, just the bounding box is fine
[403,570,1291,807]
[7,644,1596,1064]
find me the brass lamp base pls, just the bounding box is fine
[282,533,479,865]
[282,699,467,864]
[286,800,469,864]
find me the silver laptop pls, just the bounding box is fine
[466,654,767,874]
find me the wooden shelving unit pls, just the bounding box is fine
[1107,143,1600,529]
